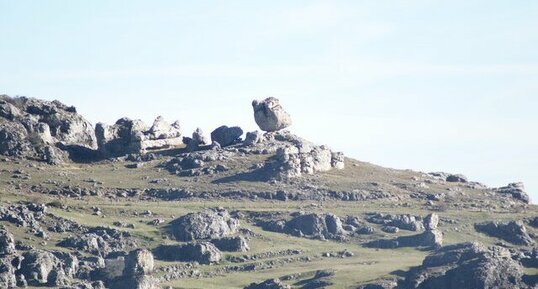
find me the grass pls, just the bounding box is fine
[0,154,536,289]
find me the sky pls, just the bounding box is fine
[1,1,537,201]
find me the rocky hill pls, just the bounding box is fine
[0,95,536,289]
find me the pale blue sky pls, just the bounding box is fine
[1,1,537,201]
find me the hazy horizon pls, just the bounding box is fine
[1,1,537,201]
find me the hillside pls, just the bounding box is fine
[0,95,536,289]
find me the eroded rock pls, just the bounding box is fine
[252,97,292,132]
[170,208,240,241]
[475,220,534,246]
[400,242,527,289]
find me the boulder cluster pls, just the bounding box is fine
[96,116,182,157]
[259,212,349,241]
[400,242,528,289]
[155,208,249,264]
[0,95,346,180]
[366,213,443,249]
[474,220,534,246]
[0,95,96,164]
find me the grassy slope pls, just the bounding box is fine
[0,155,536,289]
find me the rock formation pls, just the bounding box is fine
[261,212,347,240]
[475,220,534,246]
[210,125,243,147]
[399,242,527,289]
[154,242,222,264]
[210,235,250,252]
[245,278,290,289]
[366,213,442,249]
[252,97,292,132]
[96,116,182,157]
[0,95,97,163]
[169,208,240,241]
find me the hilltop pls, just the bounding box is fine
[0,95,536,289]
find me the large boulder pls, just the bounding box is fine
[210,125,243,147]
[124,249,154,277]
[147,116,181,140]
[423,213,439,230]
[96,116,182,157]
[245,278,290,289]
[154,242,222,264]
[210,236,250,252]
[111,275,161,289]
[475,220,534,246]
[366,213,424,231]
[170,208,239,241]
[366,213,443,249]
[0,228,16,256]
[252,97,292,132]
[0,256,16,288]
[494,182,530,203]
[270,213,346,240]
[0,95,97,163]
[400,242,527,289]
[19,249,78,286]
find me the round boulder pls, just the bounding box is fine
[252,97,292,132]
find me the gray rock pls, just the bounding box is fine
[366,213,424,231]
[210,236,250,252]
[0,256,16,288]
[357,279,397,289]
[192,127,209,145]
[494,182,530,203]
[147,116,181,140]
[382,226,399,233]
[97,116,182,157]
[423,213,439,230]
[475,220,534,246]
[271,213,346,240]
[400,242,527,289]
[446,174,468,183]
[210,125,243,147]
[19,249,72,286]
[245,278,290,289]
[154,242,222,264]
[170,208,240,241]
[124,249,154,277]
[111,275,161,289]
[244,130,264,146]
[252,97,292,132]
[0,227,16,255]
[0,95,97,163]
